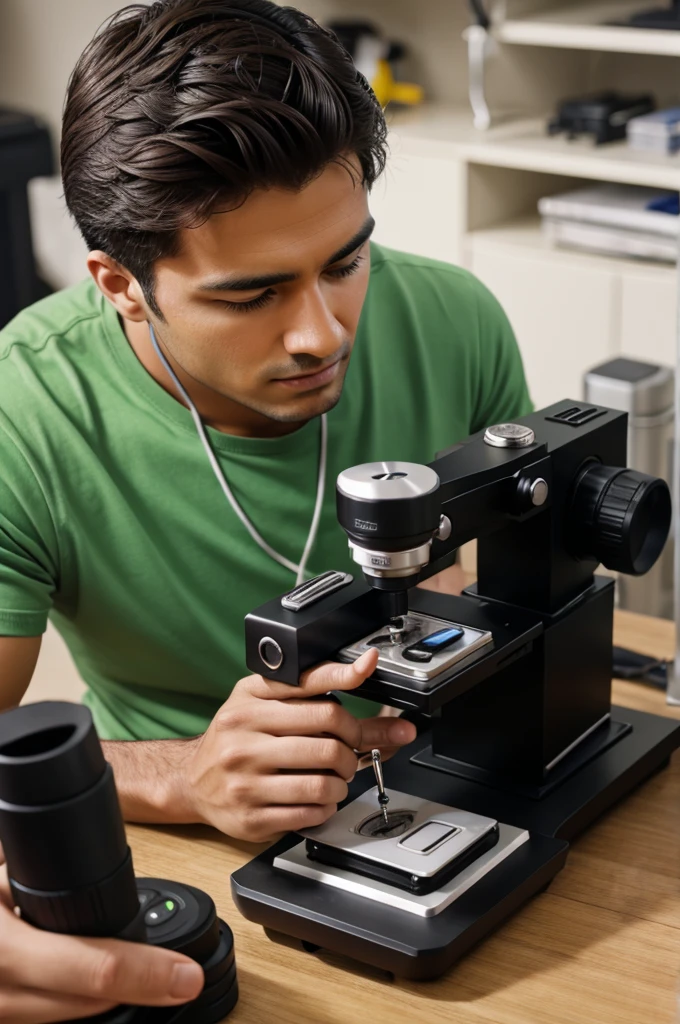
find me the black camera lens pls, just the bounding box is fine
[0,702,239,1023]
[570,464,672,576]
[0,701,144,939]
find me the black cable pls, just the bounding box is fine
[612,646,669,690]
[468,0,491,30]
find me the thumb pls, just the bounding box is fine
[246,647,380,700]
[301,648,380,695]
[2,912,205,1007]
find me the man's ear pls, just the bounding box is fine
[87,251,149,322]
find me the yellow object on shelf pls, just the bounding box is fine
[372,59,424,108]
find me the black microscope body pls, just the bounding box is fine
[231,400,680,980]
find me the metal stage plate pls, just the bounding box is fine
[340,611,493,688]
[274,821,529,917]
[297,787,498,882]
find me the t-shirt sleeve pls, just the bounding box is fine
[469,277,533,433]
[0,423,58,636]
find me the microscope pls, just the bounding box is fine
[231,399,680,980]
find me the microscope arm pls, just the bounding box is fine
[245,438,552,688]
[417,440,552,584]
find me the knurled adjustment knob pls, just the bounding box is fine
[571,464,671,576]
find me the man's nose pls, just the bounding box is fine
[282,285,344,360]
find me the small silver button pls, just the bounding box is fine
[436,515,452,542]
[484,423,535,448]
[530,478,549,506]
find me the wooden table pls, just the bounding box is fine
[127,610,680,1024]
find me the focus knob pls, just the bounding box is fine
[570,464,671,576]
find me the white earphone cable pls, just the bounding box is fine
[148,323,327,586]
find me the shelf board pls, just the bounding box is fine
[495,2,680,57]
[465,215,677,276]
[388,106,680,190]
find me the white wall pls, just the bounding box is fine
[0,0,472,149]
[0,1,134,146]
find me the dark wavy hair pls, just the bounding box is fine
[61,0,387,314]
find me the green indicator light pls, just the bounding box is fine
[165,900,175,911]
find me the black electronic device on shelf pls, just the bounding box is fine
[610,0,680,29]
[232,400,680,980]
[0,702,238,1022]
[548,92,656,145]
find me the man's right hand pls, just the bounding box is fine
[0,859,204,1024]
[177,648,417,841]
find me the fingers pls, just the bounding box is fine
[0,863,11,908]
[0,987,113,1023]
[357,744,404,770]
[218,733,356,783]
[356,715,416,752]
[248,803,338,840]
[299,648,379,695]
[0,906,204,1008]
[227,698,363,751]
[242,648,379,701]
[248,772,349,807]
[264,736,357,780]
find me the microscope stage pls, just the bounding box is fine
[340,611,493,684]
[275,788,527,914]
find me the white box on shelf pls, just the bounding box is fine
[542,218,677,263]
[627,108,680,155]
[537,184,680,238]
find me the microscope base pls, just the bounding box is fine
[231,829,567,980]
[231,706,679,979]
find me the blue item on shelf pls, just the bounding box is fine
[647,193,680,215]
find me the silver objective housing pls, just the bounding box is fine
[336,462,448,581]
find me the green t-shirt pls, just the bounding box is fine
[0,244,531,740]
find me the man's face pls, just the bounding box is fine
[149,161,373,426]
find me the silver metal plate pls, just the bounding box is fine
[274,824,530,917]
[339,611,493,687]
[299,788,498,880]
[281,571,353,611]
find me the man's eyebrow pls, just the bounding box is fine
[200,269,298,293]
[198,216,375,294]
[324,216,375,266]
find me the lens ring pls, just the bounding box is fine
[258,637,284,672]
[356,809,415,839]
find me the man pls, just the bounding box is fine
[0,0,531,1016]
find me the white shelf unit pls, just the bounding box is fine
[349,0,680,413]
[371,101,678,407]
[493,1,680,57]
[464,213,678,396]
[388,105,680,189]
